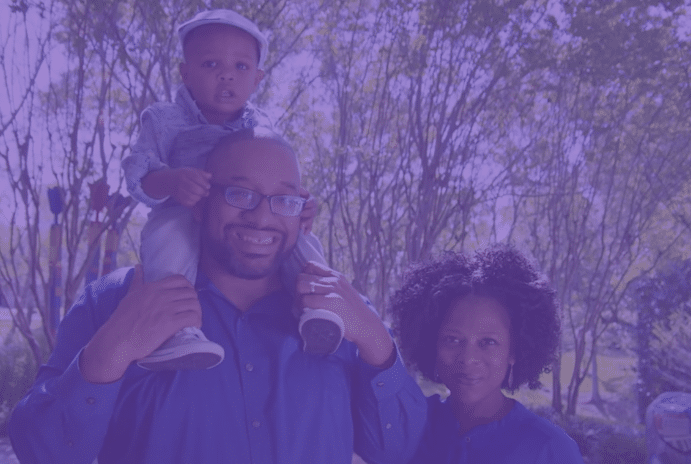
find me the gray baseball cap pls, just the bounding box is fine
[177,9,268,68]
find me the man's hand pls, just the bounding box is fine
[80,265,202,383]
[296,261,394,368]
[141,167,211,207]
[299,187,317,234]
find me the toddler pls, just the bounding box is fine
[122,10,344,370]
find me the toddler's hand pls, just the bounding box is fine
[300,187,317,234]
[172,167,212,207]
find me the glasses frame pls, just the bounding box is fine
[212,184,306,217]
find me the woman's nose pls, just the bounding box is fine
[455,341,480,364]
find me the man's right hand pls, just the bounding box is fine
[79,265,202,383]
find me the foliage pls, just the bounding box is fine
[650,310,691,389]
[0,328,47,436]
[0,0,139,366]
[495,0,691,414]
[1,0,691,425]
[633,259,691,420]
[532,405,646,464]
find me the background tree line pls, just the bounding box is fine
[2,0,691,420]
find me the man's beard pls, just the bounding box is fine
[202,223,295,280]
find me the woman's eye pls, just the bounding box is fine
[480,338,497,347]
[440,335,459,345]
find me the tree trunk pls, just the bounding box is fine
[588,342,608,417]
[552,351,562,414]
[566,340,587,415]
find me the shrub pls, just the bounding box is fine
[598,433,646,464]
[531,406,646,464]
[0,329,47,437]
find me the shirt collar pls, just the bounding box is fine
[175,84,257,128]
[196,270,292,316]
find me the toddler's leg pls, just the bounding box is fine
[283,233,345,355]
[137,203,224,370]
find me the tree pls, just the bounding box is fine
[503,0,691,415]
[3,0,691,425]
[0,0,337,366]
[0,0,157,366]
[289,0,555,309]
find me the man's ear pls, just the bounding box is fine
[253,69,264,90]
[192,197,206,222]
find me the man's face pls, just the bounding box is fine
[180,24,264,124]
[200,138,301,280]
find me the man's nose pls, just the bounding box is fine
[241,196,273,225]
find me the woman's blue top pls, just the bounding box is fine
[410,395,585,463]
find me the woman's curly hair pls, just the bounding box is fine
[389,244,560,392]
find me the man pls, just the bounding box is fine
[9,128,426,464]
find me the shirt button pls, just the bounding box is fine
[376,381,385,387]
[86,397,96,405]
[385,423,392,429]
[465,437,471,443]
[252,420,261,428]
[245,363,254,372]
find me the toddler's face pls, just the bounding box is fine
[180,24,264,124]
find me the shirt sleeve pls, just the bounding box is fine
[351,345,428,464]
[122,106,171,207]
[8,269,132,464]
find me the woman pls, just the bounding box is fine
[390,244,584,463]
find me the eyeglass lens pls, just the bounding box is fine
[224,187,304,217]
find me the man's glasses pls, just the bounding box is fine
[214,185,306,217]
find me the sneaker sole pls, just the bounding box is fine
[300,318,343,355]
[138,351,223,371]
[137,343,225,371]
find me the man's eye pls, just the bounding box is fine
[226,189,254,203]
[276,196,300,207]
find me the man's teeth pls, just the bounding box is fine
[239,233,273,245]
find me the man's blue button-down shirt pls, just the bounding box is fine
[10,268,426,464]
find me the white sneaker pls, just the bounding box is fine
[137,327,224,370]
[299,308,345,355]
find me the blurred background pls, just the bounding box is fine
[2,0,691,462]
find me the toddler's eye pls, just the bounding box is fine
[202,61,218,68]
[236,62,249,70]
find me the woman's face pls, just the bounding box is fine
[436,295,514,413]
